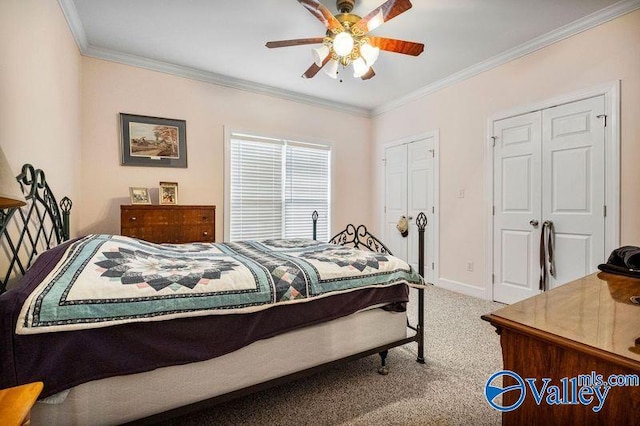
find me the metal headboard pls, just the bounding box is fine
[328,224,393,255]
[311,210,393,255]
[0,164,72,293]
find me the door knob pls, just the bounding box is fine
[530,219,539,227]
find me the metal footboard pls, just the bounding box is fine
[312,211,428,366]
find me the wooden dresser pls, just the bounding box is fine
[120,205,215,244]
[482,273,640,425]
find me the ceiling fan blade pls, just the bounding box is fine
[266,37,325,48]
[360,68,375,80]
[353,0,413,34]
[302,55,331,79]
[368,36,424,56]
[298,0,344,32]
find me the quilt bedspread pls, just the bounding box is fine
[17,234,422,334]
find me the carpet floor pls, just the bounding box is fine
[159,285,505,426]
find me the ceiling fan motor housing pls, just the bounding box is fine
[337,0,355,14]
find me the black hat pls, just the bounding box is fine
[598,246,640,279]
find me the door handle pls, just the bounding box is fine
[530,219,539,227]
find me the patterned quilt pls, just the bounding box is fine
[17,234,422,334]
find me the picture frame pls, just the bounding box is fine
[159,181,178,205]
[129,187,151,205]
[120,113,187,168]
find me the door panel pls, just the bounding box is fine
[551,147,590,212]
[552,233,592,286]
[501,230,533,287]
[543,96,605,290]
[385,144,407,261]
[493,111,542,304]
[407,138,434,283]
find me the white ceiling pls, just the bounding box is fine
[66,0,629,114]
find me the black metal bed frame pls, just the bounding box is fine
[0,164,71,293]
[0,165,428,424]
[314,211,427,370]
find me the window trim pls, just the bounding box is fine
[224,127,332,241]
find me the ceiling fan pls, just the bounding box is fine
[266,0,424,80]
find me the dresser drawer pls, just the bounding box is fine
[121,209,172,226]
[120,205,216,244]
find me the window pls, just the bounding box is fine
[226,132,330,241]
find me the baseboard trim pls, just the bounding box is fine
[436,278,487,300]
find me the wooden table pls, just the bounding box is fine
[482,273,640,425]
[0,382,43,425]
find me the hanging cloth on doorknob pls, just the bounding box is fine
[396,215,409,237]
[539,220,556,291]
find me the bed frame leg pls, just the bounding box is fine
[416,212,427,365]
[416,288,426,364]
[377,350,389,375]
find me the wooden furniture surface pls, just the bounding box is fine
[121,205,215,244]
[482,272,640,425]
[0,382,43,425]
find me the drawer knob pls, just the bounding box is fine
[203,231,209,236]
[130,217,137,221]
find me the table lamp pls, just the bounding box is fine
[0,146,26,209]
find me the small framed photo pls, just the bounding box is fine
[120,113,187,168]
[129,187,151,205]
[159,182,178,205]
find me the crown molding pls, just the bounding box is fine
[372,0,640,116]
[57,0,639,118]
[57,0,88,51]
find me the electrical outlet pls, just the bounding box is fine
[467,261,474,272]
[458,189,465,199]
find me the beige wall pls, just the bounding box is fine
[80,58,372,239]
[0,0,82,234]
[372,10,640,295]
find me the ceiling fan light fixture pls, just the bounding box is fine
[352,57,369,78]
[332,32,354,57]
[324,59,340,79]
[360,42,380,67]
[312,44,330,67]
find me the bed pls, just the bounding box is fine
[0,164,428,425]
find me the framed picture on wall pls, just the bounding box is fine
[159,181,178,205]
[120,113,187,168]
[129,187,151,205]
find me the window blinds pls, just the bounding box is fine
[229,137,284,241]
[229,134,330,242]
[285,142,330,242]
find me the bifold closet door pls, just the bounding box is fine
[493,96,606,304]
[384,138,435,283]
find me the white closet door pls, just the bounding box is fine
[493,111,542,304]
[384,144,408,261]
[542,96,606,289]
[407,138,435,283]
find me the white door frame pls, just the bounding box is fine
[383,130,440,285]
[485,81,621,301]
